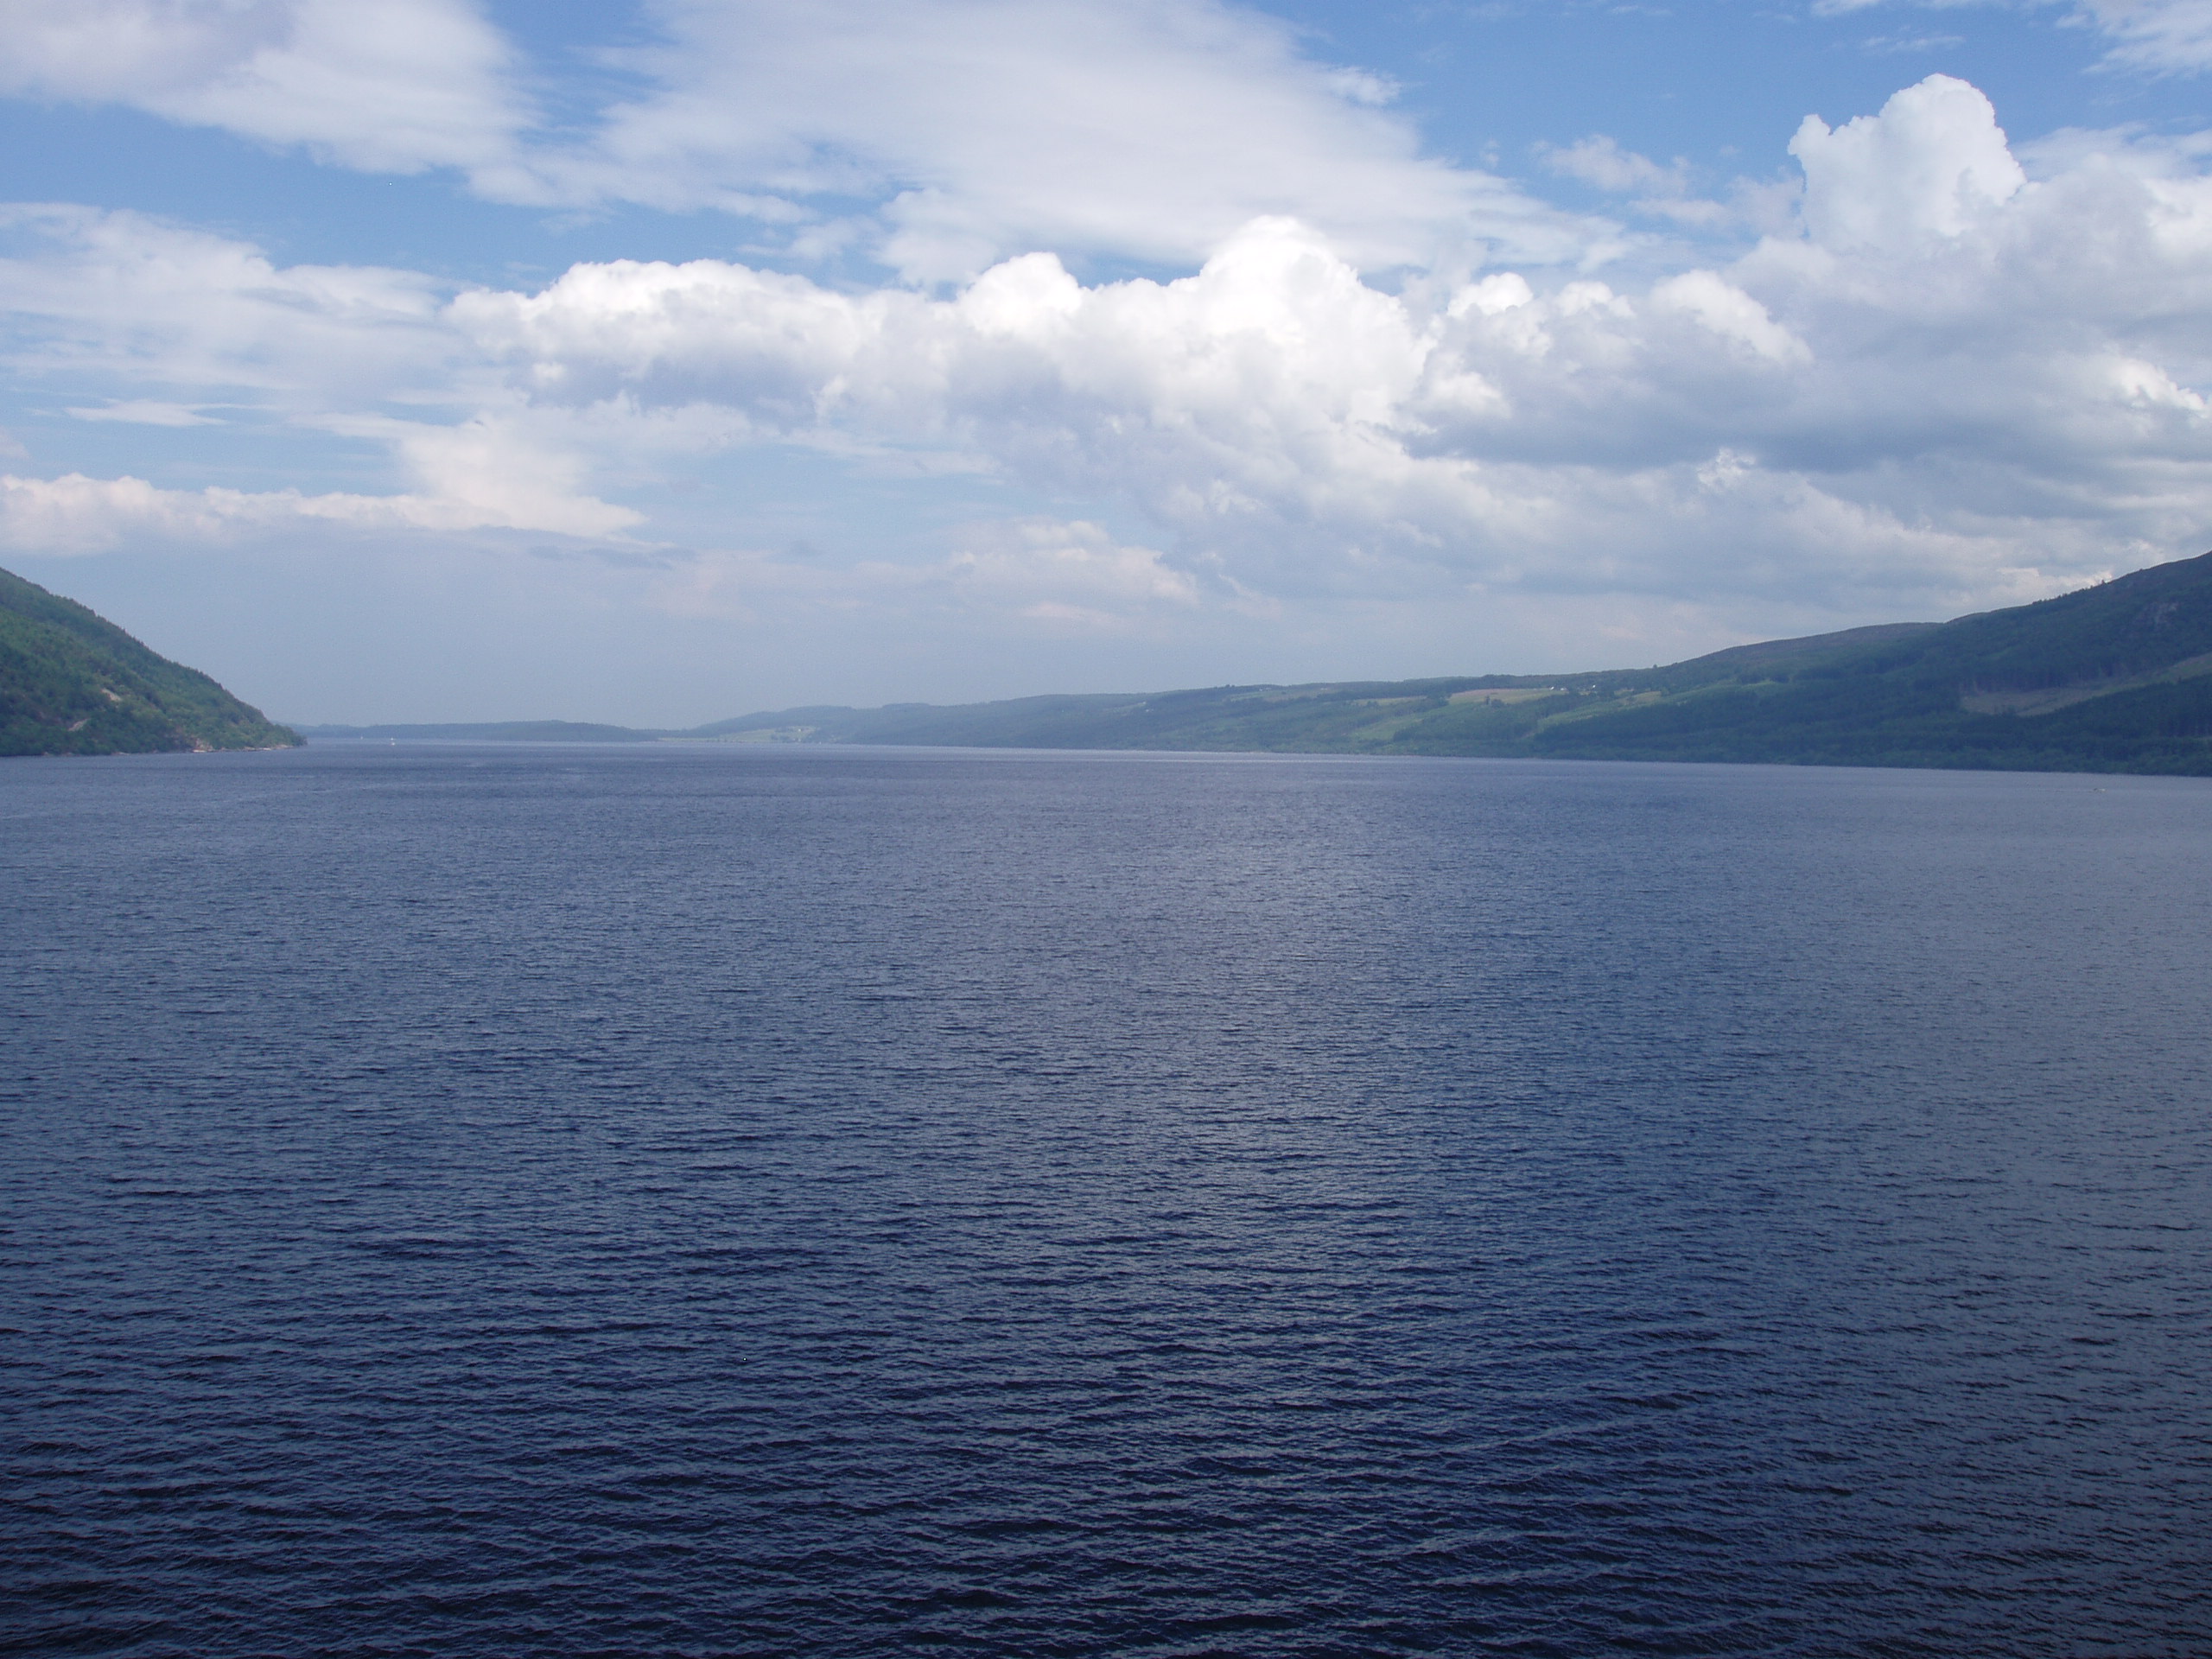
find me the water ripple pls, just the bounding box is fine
[3,746,2209,1656]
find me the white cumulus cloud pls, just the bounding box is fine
[1791,75,2024,250]
[5,75,2211,635]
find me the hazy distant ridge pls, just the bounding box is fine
[302,551,2212,776]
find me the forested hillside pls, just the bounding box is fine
[1,568,300,758]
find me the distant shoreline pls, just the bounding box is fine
[283,552,2212,779]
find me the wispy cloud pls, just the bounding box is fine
[1811,1,2212,76]
[0,469,635,554]
[0,0,1607,280]
[67,399,223,426]
[0,0,530,174]
[2074,0,2212,73]
[1535,135,1735,226]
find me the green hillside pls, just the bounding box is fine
[294,550,2212,777]
[677,550,2212,774]
[1,567,300,758]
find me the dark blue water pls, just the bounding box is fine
[4,744,2210,1657]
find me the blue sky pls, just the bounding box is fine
[4,0,2212,724]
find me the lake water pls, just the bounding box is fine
[4,743,2210,1656]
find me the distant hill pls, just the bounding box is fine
[298,550,2212,776]
[300,720,670,744]
[1,567,300,758]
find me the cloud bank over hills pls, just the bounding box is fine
[3,1,2212,720]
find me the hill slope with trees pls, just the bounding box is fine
[303,551,2212,777]
[1,567,300,758]
[689,551,2212,774]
